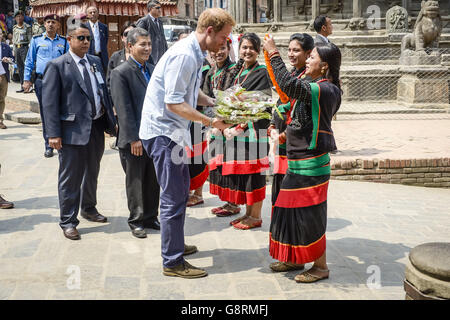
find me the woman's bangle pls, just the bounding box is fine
[269,50,280,59]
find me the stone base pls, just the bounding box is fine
[4,111,41,124]
[388,32,408,42]
[404,257,450,300]
[397,65,449,105]
[399,50,442,65]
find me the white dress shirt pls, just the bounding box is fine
[89,21,101,53]
[69,50,102,119]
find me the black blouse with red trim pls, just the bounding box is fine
[270,55,341,157]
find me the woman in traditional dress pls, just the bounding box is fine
[263,36,342,282]
[188,39,236,207]
[186,59,213,207]
[209,33,272,230]
[267,33,314,227]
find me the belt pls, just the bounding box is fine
[15,44,29,48]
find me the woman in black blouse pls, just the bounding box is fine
[263,36,342,283]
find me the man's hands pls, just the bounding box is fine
[130,140,143,157]
[1,57,13,64]
[210,117,232,131]
[49,137,62,150]
[23,81,33,93]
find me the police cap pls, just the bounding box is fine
[44,14,59,22]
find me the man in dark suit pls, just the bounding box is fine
[136,1,168,65]
[86,6,109,71]
[314,15,333,45]
[42,23,117,240]
[110,28,160,239]
[0,32,14,129]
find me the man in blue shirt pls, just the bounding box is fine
[23,14,69,158]
[139,8,234,279]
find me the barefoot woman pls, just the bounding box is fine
[263,36,342,283]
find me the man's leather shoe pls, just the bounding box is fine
[183,244,198,256]
[144,219,160,230]
[131,227,147,239]
[163,261,208,279]
[44,149,54,158]
[80,210,107,223]
[0,195,14,209]
[63,227,81,240]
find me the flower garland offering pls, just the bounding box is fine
[213,85,282,125]
[263,33,289,106]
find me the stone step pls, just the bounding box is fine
[4,110,41,124]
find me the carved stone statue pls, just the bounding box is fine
[386,5,408,33]
[348,18,366,31]
[401,0,442,52]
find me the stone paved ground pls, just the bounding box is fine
[0,120,449,300]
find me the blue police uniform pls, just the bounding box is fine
[24,32,69,153]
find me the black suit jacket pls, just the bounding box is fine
[1,43,14,82]
[110,57,154,149]
[136,15,168,64]
[87,21,109,70]
[42,53,116,145]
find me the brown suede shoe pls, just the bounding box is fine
[0,195,14,209]
[183,244,198,256]
[163,261,208,279]
[63,227,81,240]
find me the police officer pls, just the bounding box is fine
[12,10,32,93]
[23,14,69,158]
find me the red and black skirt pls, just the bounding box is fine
[208,134,269,206]
[269,155,330,264]
[186,122,209,191]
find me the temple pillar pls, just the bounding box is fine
[353,0,362,18]
[273,0,281,22]
[312,0,320,19]
[240,0,248,23]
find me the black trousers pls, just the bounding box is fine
[34,77,51,151]
[58,117,105,229]
[14,46,28,86]
[119,145,160,230]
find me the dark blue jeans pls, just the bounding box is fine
[142,136,190,268]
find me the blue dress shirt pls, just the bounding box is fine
[24,32,69,81]
[139,32,206,148]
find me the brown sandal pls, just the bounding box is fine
[187,194,204,207]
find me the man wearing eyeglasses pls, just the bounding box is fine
[136,1,168,64]
[41,23,117,241]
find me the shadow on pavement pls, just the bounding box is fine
[0,213,57,234]
[334,148,389,157]
[12,196,59,210]
[77,216,131,235]
[0,133,32,140]
[278,237,411,287]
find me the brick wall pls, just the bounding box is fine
[331,158,450,188]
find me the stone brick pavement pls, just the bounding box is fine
[0,120,449,300]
